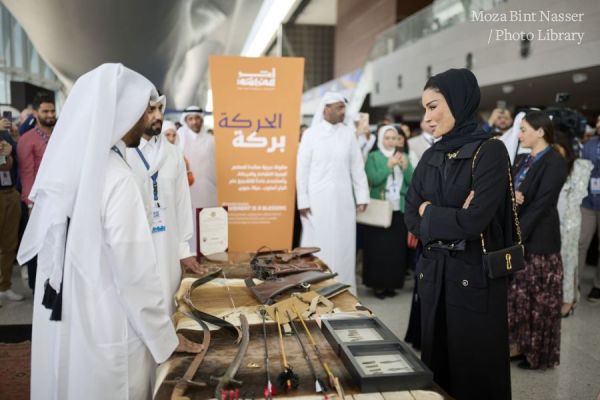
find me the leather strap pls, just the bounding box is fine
[245,271,338,304]
[183,268,242,342]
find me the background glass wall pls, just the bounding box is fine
[0,3,63,109]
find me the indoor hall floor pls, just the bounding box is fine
[1,264,599,400]
[358,266,600,400]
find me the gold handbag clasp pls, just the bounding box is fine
[505,253,512,271]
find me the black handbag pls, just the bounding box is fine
[472,139,525,279]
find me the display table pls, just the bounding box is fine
[154,253,449,400]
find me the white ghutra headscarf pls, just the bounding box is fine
[177,105,204,150]
[18,63,163,291]
[310,92,347,128]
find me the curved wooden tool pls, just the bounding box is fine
[211,314,250,399]
[165,312,211,400]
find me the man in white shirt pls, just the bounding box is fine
[178,106,217,252]
[408,117,435,165]
[296,92,370,292]
[18,64,181,400]
[128,112,206,315]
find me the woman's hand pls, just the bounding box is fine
[419,201,431,217]
[462,191,475,209]
[515,191,524,205]
[0,140,12,157]
[398,153,408,170]
[387,153,403,169]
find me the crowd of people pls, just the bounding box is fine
[294,69,600,399]
[0,63,599,399]
[0,92,220,306]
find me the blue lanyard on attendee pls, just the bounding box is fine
[135,148,159,202]
[514,146,551,191]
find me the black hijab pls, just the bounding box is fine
[425,68,490,152]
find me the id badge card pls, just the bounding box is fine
[591,177,600,195]
[151,204,166,233]
[0,171,12,186]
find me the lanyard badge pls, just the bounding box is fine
[135,148,167,234]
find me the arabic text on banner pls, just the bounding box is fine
[210,56,305,251]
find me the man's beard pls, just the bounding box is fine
[38,118,56,128]
[144,124,162,137]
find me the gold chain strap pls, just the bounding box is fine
[471,139,523,254]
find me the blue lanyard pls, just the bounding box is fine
[135,148,159,202]
[515,146,551,190]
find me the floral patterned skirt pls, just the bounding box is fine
[508,252,563,369]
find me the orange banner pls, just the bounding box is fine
[210,56,305,251]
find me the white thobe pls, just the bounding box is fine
[30,144,178,400]
[178,127,218,252]
[357,133,376,162]
[296,121,370,293]
[127,136,194,315]
[408,132,434,165]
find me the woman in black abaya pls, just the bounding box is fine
[404,68,513,400]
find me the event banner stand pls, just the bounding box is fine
[210,56,305,252]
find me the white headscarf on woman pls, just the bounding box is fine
[17,63,163,291]
[161,120,179,146]
[377,124,399,158]
[310,92,347,128]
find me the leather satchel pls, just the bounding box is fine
[472,139,525,279]
[356,198,393,228]
[250,247,324,280]
[245,270,338,304]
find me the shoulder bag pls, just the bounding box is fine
[472,139,525,278]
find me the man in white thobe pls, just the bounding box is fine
[296,92,370,293]
[178,106,217,252]
[17,64,180,400]
[127,115,207,315]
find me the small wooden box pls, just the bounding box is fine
[339,342,433,393]
[321,316,399,355]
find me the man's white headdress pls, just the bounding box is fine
[502,111,526,164]
[18,63,161,291]
[179,106,203,129]
[310,92,347,128]
[177,106,204,149]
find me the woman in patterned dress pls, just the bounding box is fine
[554,132,593,316]
[508,111,568,370]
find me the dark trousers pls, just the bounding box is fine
[0,188,21,291]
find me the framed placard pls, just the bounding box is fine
[196,207,229,258]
